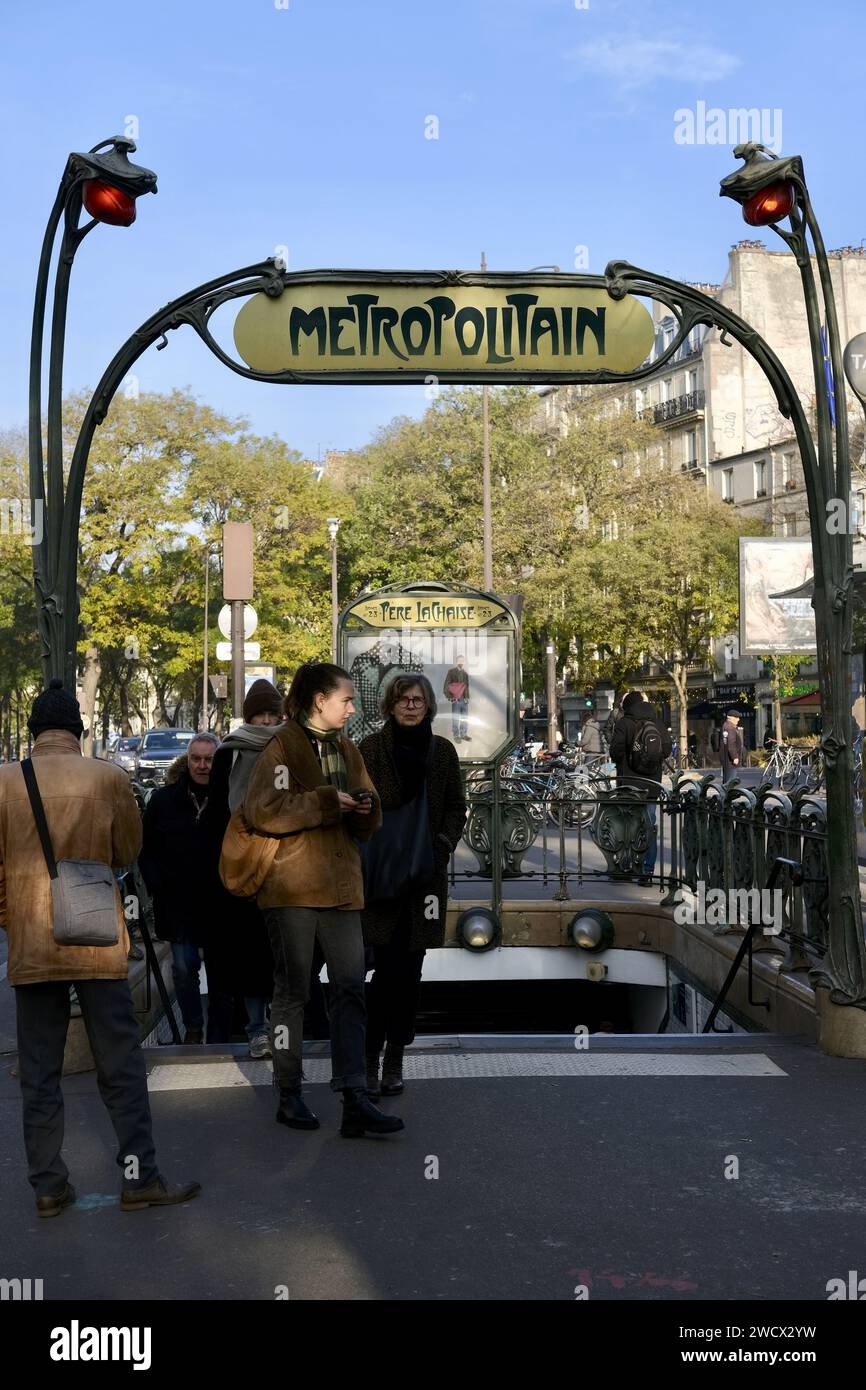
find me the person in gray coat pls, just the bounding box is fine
[580,714,604,756]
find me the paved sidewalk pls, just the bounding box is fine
[2,1033,865,1301]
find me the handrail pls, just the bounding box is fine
[701,856,804,1033]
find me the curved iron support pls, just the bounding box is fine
[719,144,866,1009]
[28,136,157,684]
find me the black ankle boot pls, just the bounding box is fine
[380,1043,405,1096]
[365,1049,382,1100]
[276,1087,320,1130]
[340,1087,405,1138]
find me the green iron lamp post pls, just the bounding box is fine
[719,143,866,1022]
[29,136,157,691]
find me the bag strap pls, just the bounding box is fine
[21,758,59,880]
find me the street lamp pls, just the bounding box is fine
[720,142,866,1030]
[28,137,157,690]
[327,517,341,660]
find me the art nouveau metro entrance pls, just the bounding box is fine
[28,134,866,1049]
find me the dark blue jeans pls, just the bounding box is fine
[14,979,159,1198]
[170,941,204,1032]
[265,907,367,1092]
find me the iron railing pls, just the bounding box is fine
[449,767,831,967]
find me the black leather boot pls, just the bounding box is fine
[380,1043,405,1096]
[365,1049,382,1099]
[340,1087,405,1138]
[276,1087,320,1130]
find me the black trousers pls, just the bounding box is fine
[201,936,237,1044]
[366,918,426,1052]
[14,979,159,1199]
[265,906,367,1092]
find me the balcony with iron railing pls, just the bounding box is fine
[651,389,706,426]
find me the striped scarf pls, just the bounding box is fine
[297,712,348,791]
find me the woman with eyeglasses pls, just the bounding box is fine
[358,674,467,1097]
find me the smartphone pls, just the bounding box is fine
[349,789,373,804]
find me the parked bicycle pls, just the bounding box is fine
[760,739,804,792]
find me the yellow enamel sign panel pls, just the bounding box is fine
[233,280,654,378]
[347,592,510,629]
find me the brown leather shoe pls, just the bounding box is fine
[120,1177,201,1212]
[36,1183,76,1218]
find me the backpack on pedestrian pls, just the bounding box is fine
[628,719,664,776]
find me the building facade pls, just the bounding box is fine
[537,242,866,744]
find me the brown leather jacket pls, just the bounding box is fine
[243,720,381,911]
[0,730,142,985]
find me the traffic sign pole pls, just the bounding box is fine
[231,600,245,718]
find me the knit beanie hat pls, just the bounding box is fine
[28,678,85,739]
[622,691,644,716]
[243,678,282,723]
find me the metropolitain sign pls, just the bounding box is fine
[232,273,655,383]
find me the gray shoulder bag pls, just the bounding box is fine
[21,758,120,947]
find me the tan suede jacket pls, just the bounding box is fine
[0,730,142,985]
[243,720,381,911]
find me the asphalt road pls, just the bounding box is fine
[2,1034,865,1301]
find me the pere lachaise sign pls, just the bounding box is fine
[233,273,654,383]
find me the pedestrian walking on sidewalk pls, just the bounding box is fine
[720,709,745,783]
[609,691,671,886]
[358,674,466,1098]
[243,661,404,1139]
[1,681,200,1215]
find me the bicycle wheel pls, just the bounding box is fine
[781,752,802,791]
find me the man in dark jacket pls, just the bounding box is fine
[139,733,225,1043]
[721,709,745,782]
[609,691,672,886]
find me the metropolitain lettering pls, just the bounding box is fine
[287,294,606,364]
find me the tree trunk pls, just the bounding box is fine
[119,680,132,736]
[666,661,689,767]
[80,645,101,758]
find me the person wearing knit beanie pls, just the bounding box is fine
[28,678,84,741]
[243,679,282,725]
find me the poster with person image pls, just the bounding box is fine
[338,585,519,761]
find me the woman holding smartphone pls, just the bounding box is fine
[244,661,404,1139]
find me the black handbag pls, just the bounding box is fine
[361,784,435,903]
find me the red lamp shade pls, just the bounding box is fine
[742,181,796,227]
[82,179,137,227]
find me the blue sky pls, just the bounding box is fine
[2,0,865,460]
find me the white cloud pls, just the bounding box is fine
[568,36,740,91]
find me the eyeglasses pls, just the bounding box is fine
[396,696,426,708]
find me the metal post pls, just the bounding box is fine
[491,757,503,922]
[546,640,558,751]
[201,548,210,732]
[231,599,245,721]
[481,252,493,590]
[327,517,340,660]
